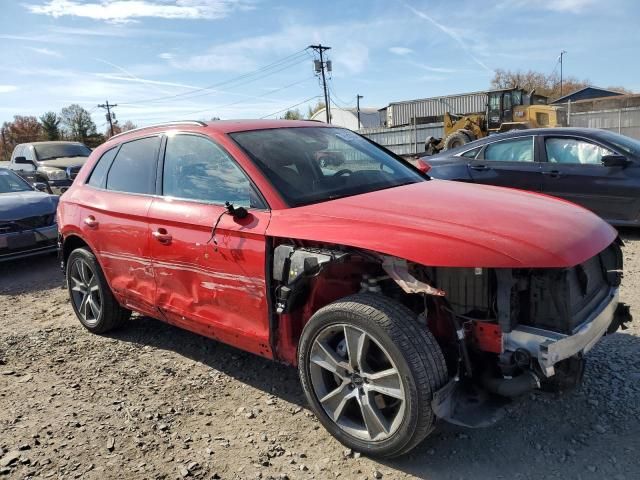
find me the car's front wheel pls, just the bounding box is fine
[66,247,130,334]
[298,294,448,458]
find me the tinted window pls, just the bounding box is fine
[460,147,480,159]
[545,137,613,165]
[106,137,160,194]
[484,137,534,162]
[231,127,423,207]
[0,169,32,193]
[88,147,117,188]
[163,134,257,207]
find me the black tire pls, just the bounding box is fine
[66,247,130,334]
[443,131,470,150]
[298,294,448,458]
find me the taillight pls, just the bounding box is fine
[416,158,431,174]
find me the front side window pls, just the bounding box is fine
[106,136,160,194]
[230,127,423,207]
[162,134,256,207]
[483,136,534,162]
[88,147,118,188]
[545,137,613,165]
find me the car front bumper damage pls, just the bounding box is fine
[0,224,58,262]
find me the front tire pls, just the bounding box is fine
[298,294,448,458]
[66,247,130,334]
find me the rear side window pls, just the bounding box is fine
[483,137,534,162]
[106,136,160,195]
[162,134,258,207]
[87,147,117,188]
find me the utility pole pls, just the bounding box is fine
[559,50,567,97]
[356,94,364,129]
[98,100,118,136]
[309,44,331,123]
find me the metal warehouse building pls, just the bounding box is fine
[386,91,488,127]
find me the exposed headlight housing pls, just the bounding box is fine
[38,166,67,181]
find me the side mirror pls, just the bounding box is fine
[33,182,49,192]
[602,154,630,168]
[14,156,35,167]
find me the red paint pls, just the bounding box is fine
[59,120,617,364]
[468,321,503,354]
[416,158,431,174]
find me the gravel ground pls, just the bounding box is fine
[1,231,639,480]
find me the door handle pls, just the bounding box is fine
[84,216,99,228]
[152,228,172,245]
[541,170,563,178]
[469,164,490,171]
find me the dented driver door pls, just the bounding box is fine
[148,132,272,357]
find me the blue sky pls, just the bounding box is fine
[1,0,638,131]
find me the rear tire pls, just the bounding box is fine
[298,294,448,458]
[443,131,471,150]
[66,247,130,334]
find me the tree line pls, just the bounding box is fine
[0,104,136,161]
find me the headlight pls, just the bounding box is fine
[38,166,67,181]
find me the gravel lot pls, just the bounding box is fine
[1,231,639,480]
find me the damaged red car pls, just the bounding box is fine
[57,120,632,457]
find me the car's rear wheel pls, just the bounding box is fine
[67,247,130,333]
[298,294,448,458]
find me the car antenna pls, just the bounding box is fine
[205,202,248,250]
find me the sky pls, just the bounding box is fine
[1,0,639,131]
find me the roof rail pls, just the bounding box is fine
[108,120,207,141]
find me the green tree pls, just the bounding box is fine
[282,109,302,120]
[40,111,61,140]
[307,101,326,119]
[60,104,97,142]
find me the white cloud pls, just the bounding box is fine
[389,46,413,56]
[26,0,254,23]
[503,0,596,13]
[27,47,63,57]
[0,85,19,94]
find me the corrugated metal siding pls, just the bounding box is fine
[388,92,487,127]
[360,123,444,156]
[569,107,640,140]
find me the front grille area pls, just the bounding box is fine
[0,214,56,233]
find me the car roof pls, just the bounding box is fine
[424,127,618,159]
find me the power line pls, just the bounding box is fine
[119,49,310,106]
[260,95,321,119]
[180,76,316,118]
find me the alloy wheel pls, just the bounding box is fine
[69,258,102,327]
[308,324,406,442]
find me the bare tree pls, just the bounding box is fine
[60,104,97,142]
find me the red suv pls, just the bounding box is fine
[58,120,632,457]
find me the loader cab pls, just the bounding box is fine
[487,88,549,131]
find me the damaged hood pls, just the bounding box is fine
[39,157,88,169]
[0,191,59,222]
[266,180,617,268]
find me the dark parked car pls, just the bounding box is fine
[58,120,631,457]
[0,168,58,261]
[419,128,640,226]
[9,141,92,194]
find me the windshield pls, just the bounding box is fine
[599,130,640,157]
[34,143,91,161]
[0,169,32,193]
[230,127,424,207]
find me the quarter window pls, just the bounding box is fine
[545,137,614,165]
[483,137,534,162]
[460,147,480,159]
[162,134,257,207]
[106,136,160,195]
[87,147,117,188]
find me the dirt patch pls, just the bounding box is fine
[1,232,639,479]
